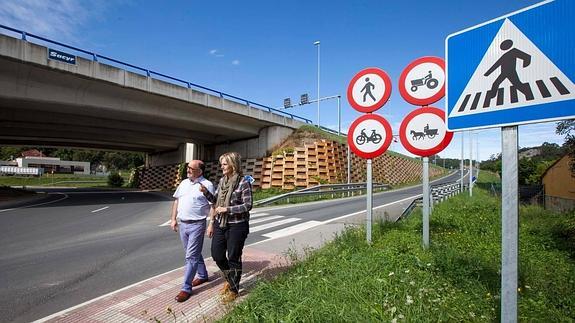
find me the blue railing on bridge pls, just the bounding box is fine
[0,24,313,125]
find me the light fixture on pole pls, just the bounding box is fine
[314,40,320,128]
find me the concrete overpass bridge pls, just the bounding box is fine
[0,26,311,166]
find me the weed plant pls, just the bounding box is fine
[224,185,575,321]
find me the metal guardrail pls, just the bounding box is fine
[254,182,391,207]
[0,24,313,125]
[397,181,467,221]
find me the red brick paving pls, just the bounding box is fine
[41,247,286,322]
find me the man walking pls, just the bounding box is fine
[171,160,214,302]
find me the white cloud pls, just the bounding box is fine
[0,0,103,42]
[209,49,224,57]
[231,59,240,65]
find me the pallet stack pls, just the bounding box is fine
[137,139,446,190]
[138,164,180,190]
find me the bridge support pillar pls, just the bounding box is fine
[146,143,206,167]
[212,126,294,159]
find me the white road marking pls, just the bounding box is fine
[249,215,283,224]
[0,193,68,213]
[250,212,269,218]
[91,206,109,213]
[263,220,322,239]
[250,217,300,233]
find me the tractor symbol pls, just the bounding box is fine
[410,71,439,92]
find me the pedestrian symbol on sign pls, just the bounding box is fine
[361,77,376,102]
[484,39,533,105]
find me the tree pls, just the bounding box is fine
[0,147,23,160]
[480,154,501,175]
[556,120,575,175]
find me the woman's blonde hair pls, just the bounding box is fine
[219,152,242,176]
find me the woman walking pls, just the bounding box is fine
[201,152,252,303]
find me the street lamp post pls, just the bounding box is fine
[314,40,320,128]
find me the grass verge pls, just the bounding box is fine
[0,173,130,188]
[223,178,575,321]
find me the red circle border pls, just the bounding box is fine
[399,106,453,157]
[347,67,392,113]
[398,56,445,106]
[347,114,393,159]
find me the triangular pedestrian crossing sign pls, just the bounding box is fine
[449,18,575,118]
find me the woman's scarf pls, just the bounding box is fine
[215,173,240,227]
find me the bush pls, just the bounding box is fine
[107,172,124,187]
[127,167,141,188]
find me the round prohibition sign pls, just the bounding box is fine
[398,56,445,106]
[399,107,453,157]
[348,114,393,159]
[347,67,392,113]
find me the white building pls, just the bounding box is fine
[16,157,90,175]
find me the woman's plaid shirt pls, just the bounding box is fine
[205,176,253,224]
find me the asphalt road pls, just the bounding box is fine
[0,171,464,322]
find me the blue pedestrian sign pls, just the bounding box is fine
[446,0,574,131]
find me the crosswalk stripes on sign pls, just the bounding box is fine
[449,18,575,118]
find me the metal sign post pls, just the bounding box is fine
[469,131,474,197]
[460,132,464,190]
[366,159,373,244]
[422,156,430,248]
[502,126,519,322]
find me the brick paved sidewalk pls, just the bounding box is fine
[39,248,289,323]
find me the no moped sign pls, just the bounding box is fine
[347,67,392,113]
[348,114,393,159]
[399,57,445,106]
[399,107,453,157]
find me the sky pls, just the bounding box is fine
[0,0,569,161]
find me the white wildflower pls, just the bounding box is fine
[406,295,414,305]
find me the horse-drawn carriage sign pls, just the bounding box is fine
[399,56,446,106]
[348,114,393,159]
[399,107,453,157]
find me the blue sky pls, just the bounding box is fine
[0,0,568,161]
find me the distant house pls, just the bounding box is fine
[20,149,46,158]
[541,154,575,212]
[16,156,89,175]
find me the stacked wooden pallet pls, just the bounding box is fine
[138,139,446,190]
[138,164,180,190]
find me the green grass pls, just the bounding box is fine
[223,174,575,321]
[0,173,130,188]
[297,125,347,144]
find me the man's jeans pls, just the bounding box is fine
[179,220,208,293]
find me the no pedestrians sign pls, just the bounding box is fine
[347,68,392,113]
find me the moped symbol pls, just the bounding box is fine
[410,71,439,92]
[356,129,382,145]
